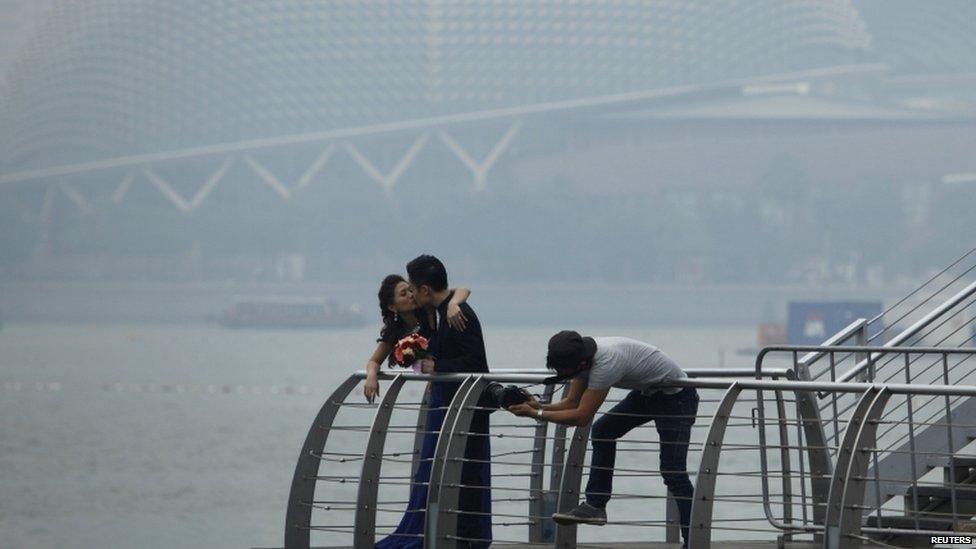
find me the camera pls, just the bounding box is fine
[484,382,531,408]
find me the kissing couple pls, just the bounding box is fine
[362,254,492,549]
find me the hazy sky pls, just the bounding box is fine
[1,1,973,290]
[0,0,50,84]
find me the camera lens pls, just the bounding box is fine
[484,382,506,408]
[483,383,529,408]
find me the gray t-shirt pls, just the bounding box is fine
[580,337,686,395]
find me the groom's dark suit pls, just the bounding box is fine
[431,292,489,374]
[429,291,492,548]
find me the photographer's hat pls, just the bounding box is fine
[546,330,597,373]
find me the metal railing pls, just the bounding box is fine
[798,246,976,389]
[283,366,792,549]
[284,356,976,548]
[279,253,976,548]
[282,348,976,549]
[862,247,976,351]
[753,346,976,549]
[778,249,976,544]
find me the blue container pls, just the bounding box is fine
[787,301,883,345]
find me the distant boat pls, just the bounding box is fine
[217,297,364,329]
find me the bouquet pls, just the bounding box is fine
[393,333,430,373]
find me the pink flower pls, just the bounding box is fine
[393,334,429,367]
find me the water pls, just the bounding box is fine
[0,322,761,548]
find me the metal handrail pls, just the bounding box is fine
[691,375,976,548]
[376,367,791,380]
[752,346,976,545]
[286,249,976,548]
[288,350,976,548]
[285,366,793,549]
[756,345,976,381]
[819,303,976,448]
[834,279,976,385]
[864,246,976,344]
[678,373,976,547]
[797,318,867,373]
[284,375,361,549]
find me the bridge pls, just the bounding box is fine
[4,2,976,260]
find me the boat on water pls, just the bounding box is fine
[217,296,364,329]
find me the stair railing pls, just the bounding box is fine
[754,346,976,548]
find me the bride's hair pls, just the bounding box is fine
[378,274,409,343]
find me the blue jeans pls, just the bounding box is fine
[585,387,699,543]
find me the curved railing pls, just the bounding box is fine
[690,372,976,547]
[283,366,791,549]
[753,346,976,547]
[283,348,976,549]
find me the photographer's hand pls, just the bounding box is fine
[507,403,537,418]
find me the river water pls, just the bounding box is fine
[1,321,782,548]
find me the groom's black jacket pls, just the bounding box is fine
[431,291,492,542]
[431,291,489,375]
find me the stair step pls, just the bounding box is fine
[865,515,954,547]
[944,456,976,484]
[905,485,976,517]
[865,514,954,530]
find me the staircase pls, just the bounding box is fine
[865,453,976,546]
[811,248,976,547]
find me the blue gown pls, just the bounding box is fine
[376,346,492,547]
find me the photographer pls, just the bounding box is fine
[507,331,698,549]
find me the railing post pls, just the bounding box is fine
[424,376,478,549]
[546,384,572,543]
[788,365,833,538]
[941,352,960,529]
[775,388,795,539]
[430,377,492,549]
[688,383,741,549]
[529,384,556,543]
[554,422,592,549]
[837,387,891,549]
[665,493,681,543]
[412,383,432,479]
[284,375,362,549]
[854,325,870,382]
[824,386,890,549]
[353,374,407,548]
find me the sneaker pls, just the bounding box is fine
[551,502,607,526]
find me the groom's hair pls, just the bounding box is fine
[407,254,448,291]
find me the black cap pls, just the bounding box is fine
[546,330,597,372]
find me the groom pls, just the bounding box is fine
[408,254,491,548]
[409,254,489,379]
